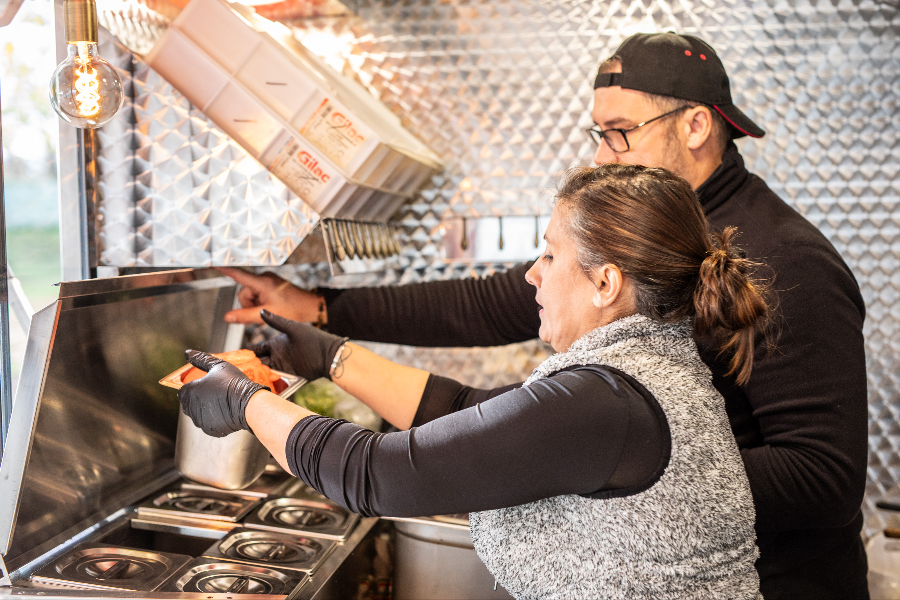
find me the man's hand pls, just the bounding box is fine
[178,350,271,437]
[219,267,324,325]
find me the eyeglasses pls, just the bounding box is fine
[586,105,694,153]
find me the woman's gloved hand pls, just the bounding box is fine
[252,310,348,381]
[177,350,270,437]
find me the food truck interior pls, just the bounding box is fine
[0,0,897,598]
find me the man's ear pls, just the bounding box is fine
[684,105,714,151]
[592,264,624,308]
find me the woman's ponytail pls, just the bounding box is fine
[693,227,771,386]
[556,164,773,386]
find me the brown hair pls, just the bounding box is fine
[556,163,770,385]
[596,57,731,154]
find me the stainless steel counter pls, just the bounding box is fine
[0,270,385,599]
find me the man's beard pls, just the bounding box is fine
[659,123,692,182]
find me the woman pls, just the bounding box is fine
[179,163,769,600]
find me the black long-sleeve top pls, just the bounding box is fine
[322,144,869,600]
[286,366,669,517]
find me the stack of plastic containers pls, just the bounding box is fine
[145,0,441,221]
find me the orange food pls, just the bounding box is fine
[182,349,281,387]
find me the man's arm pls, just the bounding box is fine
[221,263,541,347]
[323,262,540,346]
[722,243,868,532]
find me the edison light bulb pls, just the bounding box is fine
[49,0,123,129]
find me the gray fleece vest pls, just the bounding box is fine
[469,315,761,600]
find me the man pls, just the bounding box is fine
[221,33,869,600]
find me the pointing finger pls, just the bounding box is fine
[218,267,262,288]
[224,306,266,324]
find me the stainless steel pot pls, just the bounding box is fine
[174,410,270,490]
[392,516,513,600]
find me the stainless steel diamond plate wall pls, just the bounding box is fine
[95,31,318,268]
[89,0,899,538]
[279,0,900,540]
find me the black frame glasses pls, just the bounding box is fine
[586,105,694,153]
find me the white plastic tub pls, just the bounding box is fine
[148,0,440,206]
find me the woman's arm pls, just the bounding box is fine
[251,312,430,429]
[245,390,311,472]
[250,367,667,517]
[179,353,667,518]
[326,343,429,430]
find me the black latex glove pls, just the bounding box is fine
[178,350,271,438]
[252,310,348,381]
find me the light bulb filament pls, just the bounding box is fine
[73,42,100,117]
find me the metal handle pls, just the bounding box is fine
[97,560,129,580]
[339,220,357,260]
[388,224,402,256]
[262,543,287,561]
[226,576,249,594]
[329,220,346,261]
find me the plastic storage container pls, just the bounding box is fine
[145,0,440,220]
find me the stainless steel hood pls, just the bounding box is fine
[0,269,239,581]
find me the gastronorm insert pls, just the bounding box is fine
[244,498,359,541]
[137,486,262,522]
[202,527,336,574]
[159,557,309,594]
[30,543,192,591]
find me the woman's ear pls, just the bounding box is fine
[591,264,624,309]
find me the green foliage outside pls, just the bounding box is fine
[7,226,60,307]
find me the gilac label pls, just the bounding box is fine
[301,98,371,169]
[269,140,334,203]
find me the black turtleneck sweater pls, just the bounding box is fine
[321,144,869,600]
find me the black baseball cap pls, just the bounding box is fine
[594,32,765,139]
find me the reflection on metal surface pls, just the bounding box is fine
[1,272,238,567]
[160,557,308,594]
[130,515,235,539]
[244,498,358,541]
[138,488,260,522]
[0,302,59,559]
[203,527,336,574]
[30,543,192,591]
